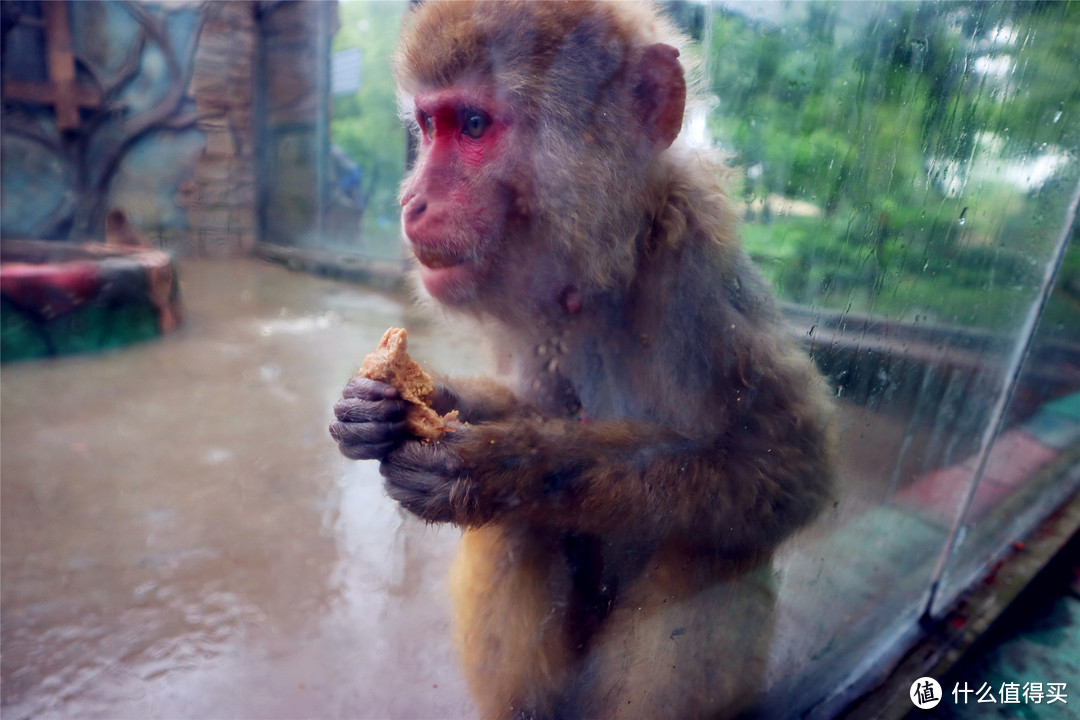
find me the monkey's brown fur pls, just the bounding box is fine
[335,2,834,718]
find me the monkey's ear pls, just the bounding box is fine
[633,43,686,151]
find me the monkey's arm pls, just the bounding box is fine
[382,413,831,555]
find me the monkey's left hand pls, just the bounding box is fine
[380,430,485,524]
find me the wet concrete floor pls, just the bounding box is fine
[3,257,1026,720]
[2,258,480,719]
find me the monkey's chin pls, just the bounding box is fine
[417,262,479,306]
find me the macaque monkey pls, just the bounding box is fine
[105,209,149,249]
[330,2,833,718]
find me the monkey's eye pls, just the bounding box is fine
[462,110,490,139]
[421,114,435,139]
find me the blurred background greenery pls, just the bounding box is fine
[329,1,1079,335]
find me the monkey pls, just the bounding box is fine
[329,2,833,718]
[105,209,150,249]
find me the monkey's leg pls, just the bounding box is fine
[566,560,778,720]
[449,525,575,720]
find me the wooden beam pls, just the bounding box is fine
[2,1,102,130]
[2,78,101,109]
[42,1,79,129]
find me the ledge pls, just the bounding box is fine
[0,238,182,362]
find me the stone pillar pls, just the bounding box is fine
[184,1,258,258]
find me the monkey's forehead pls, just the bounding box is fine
[394,0,679,93]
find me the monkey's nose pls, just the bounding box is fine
[401,195,430,240]
[403,195,427,223]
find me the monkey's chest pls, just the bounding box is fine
[559,340,663,423]
[515,343,648,424]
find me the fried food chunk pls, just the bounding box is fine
[359,327,458,439]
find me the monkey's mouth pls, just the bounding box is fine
[412,247,465,269]
[410,245,480,304]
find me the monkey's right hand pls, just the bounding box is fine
[329,377,409,461]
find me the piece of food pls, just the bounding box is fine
[358,327,458,440]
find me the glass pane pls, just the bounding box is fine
[932,231,1080,615]
[695,1,1080,711]
[260,0,1080,714]
[258,1,335,252]
[325,1,408,261]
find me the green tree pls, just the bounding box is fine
[702,1,1080,331]
[330,0,408,259]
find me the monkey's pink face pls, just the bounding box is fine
[400,86,516,306]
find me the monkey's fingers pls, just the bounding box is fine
[428,382,459,415]
[380,441,464,522]
[334,396,406,423]
[338,440,396,462]
[381,468,454,523]
[342,376,400,401]
[386,438,463,476]
[329,419,408,460]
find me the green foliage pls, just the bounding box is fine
[702,1,1080,333]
